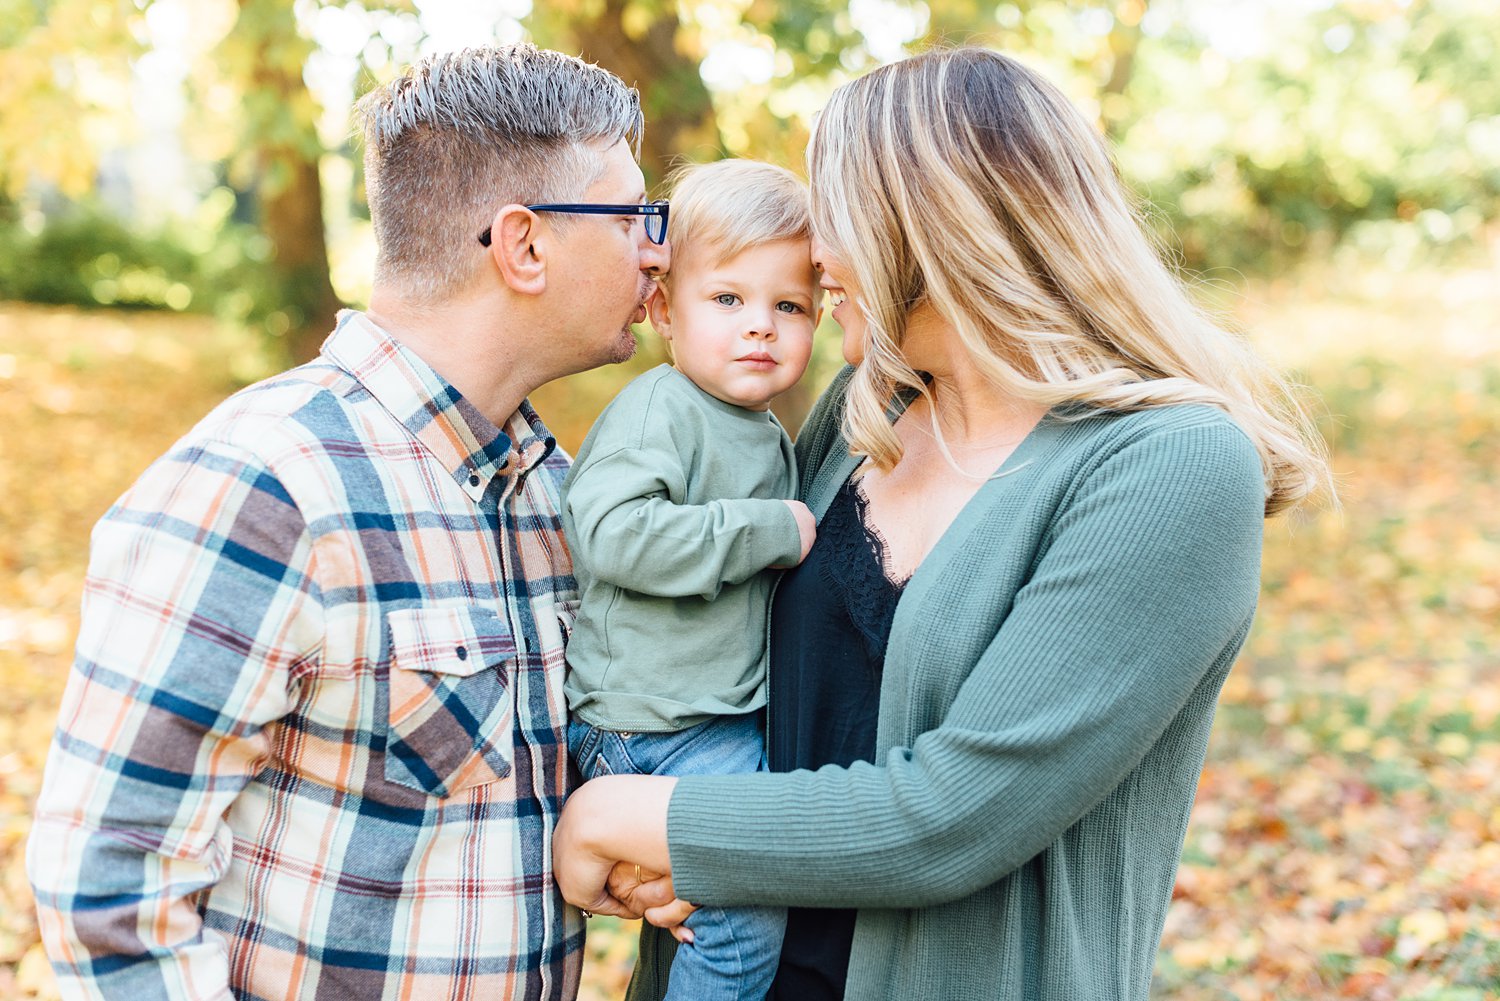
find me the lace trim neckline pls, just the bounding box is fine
[850,477,910,591]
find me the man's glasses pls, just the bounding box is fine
[478,200,669,247]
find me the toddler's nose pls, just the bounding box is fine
[745,310,777,339]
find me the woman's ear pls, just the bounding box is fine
[646,282,672,341]
[488,205,546,295]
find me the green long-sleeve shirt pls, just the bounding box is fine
[628,367,1267,1000]
[561,364,802,732]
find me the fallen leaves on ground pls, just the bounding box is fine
[0,251,1496,1000]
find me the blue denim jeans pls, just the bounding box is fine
[568,712,786,1001]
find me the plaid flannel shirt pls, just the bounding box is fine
[28,312,584,1000]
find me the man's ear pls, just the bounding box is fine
[646,282,672,341]
[488,205,546,295]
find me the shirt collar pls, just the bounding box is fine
[322,311,556,502]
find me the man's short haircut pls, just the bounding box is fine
[355,44,643,303]
[660,159,813,284]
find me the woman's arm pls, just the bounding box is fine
[557,415,1266,915]
[665,418,1266,909]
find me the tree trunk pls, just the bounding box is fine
[233,0,342,363]
[921,0,1002,49]
[533,0,720,187]
[1100,1,1148,139]
[263,151,342,361]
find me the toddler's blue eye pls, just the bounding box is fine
[714,293,739,307]
[776,301,805,314]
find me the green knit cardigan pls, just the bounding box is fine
[623,367,1266,1000]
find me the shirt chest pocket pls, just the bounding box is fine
[384,606,521,798]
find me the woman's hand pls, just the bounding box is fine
[552,774,678,919]
[553,808,638,919]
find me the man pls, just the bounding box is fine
[27,44,669,1000]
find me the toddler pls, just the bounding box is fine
[561,159,821,1001]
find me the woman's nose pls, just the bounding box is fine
[809,237,828,273]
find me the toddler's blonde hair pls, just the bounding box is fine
[661,159,814,281]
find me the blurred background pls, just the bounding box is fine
[1,0,1497,998]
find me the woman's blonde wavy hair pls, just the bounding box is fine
[809,47,1329,515]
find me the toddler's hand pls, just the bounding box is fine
[778,499,817,566]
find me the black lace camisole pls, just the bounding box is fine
[766,475,905,1001]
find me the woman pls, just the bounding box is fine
[553,47,1327,1000]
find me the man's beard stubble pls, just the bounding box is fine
[605,276,655,365]
[608,323,639,365]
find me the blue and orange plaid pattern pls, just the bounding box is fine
[27,312,585,1000]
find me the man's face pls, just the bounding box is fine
[547,140,669,371]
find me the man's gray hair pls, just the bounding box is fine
[355,45,643,303]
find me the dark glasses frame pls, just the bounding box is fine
[478,200,669,247]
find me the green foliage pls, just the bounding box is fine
[550,0,1500,276]
[4,0,1500,328]
[0,189,316,346]
[743,0,865,74]
[1115,0,1500,273]
[0,199,204,311]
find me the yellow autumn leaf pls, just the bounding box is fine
[1400,909,1451,943]
[1337,727,1373,754]
[1434,732,1471,758]
[15,943,59,997]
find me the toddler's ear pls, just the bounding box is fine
[646,282,673,340]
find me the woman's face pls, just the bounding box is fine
[811,236,867,365]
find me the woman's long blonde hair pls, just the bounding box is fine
[810,47,1328,515]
